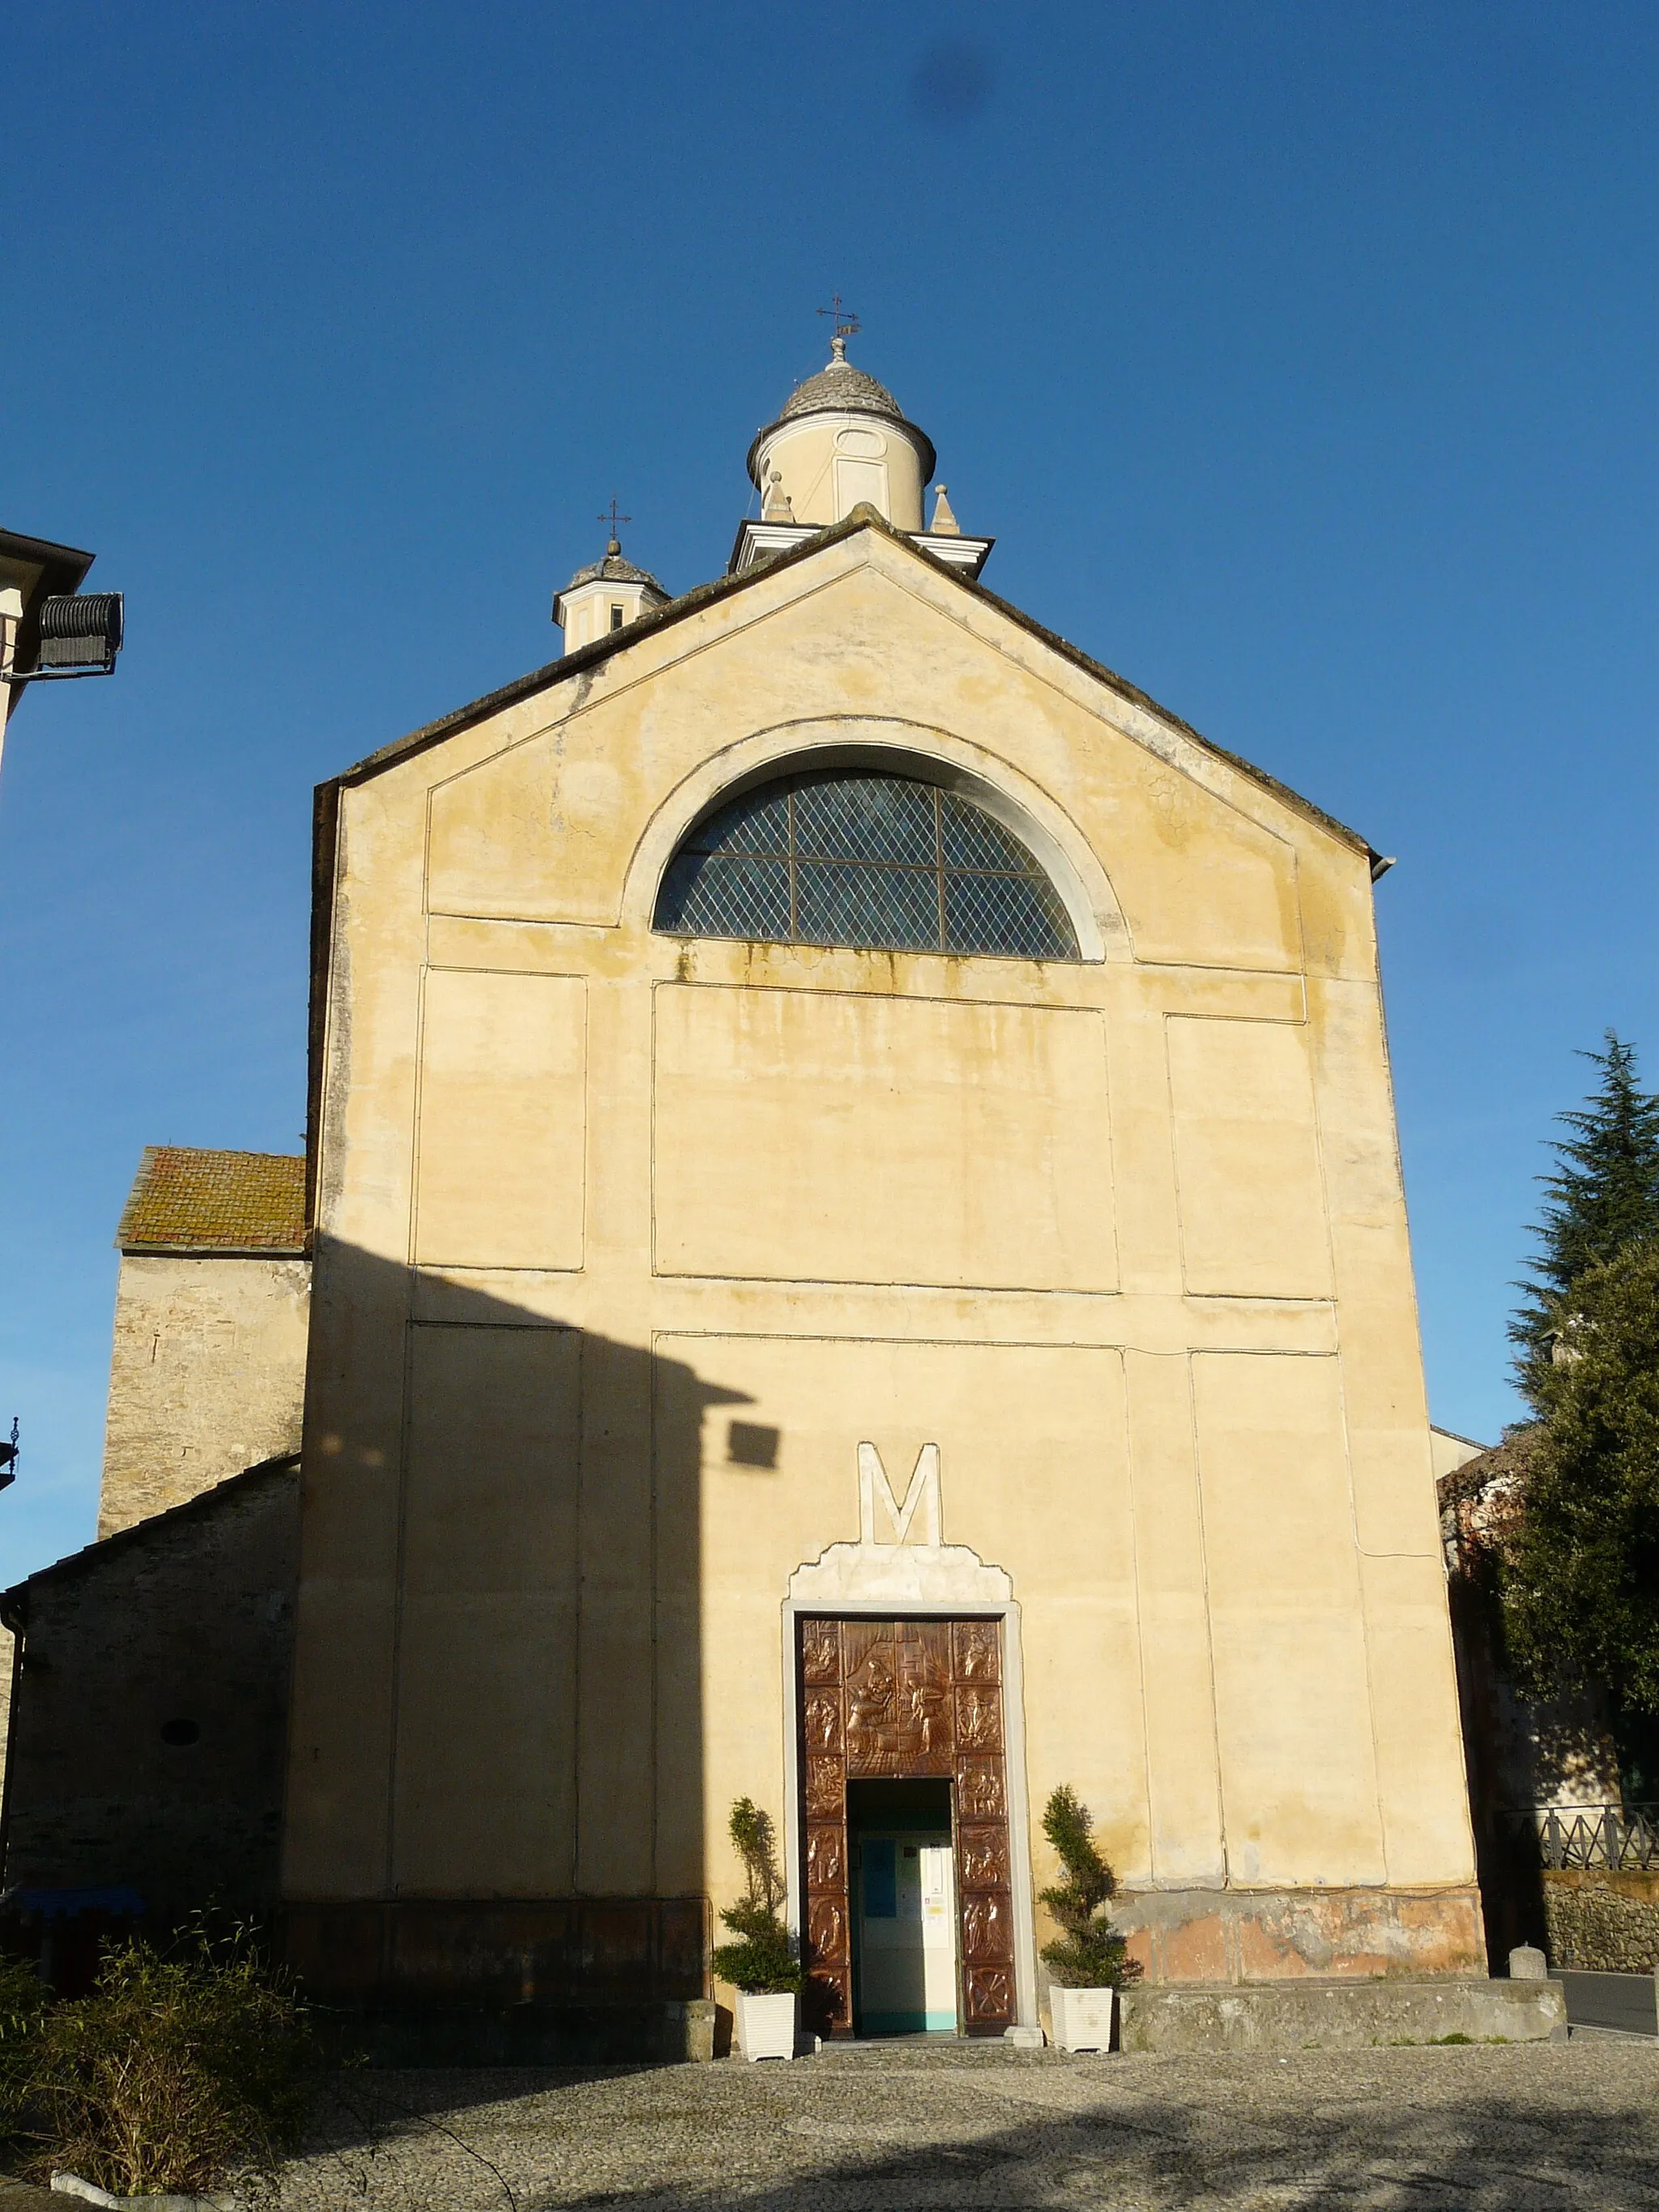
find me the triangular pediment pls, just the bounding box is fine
[331,510,1374,874]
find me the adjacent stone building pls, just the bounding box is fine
[0,1150,307,1950]
[100,1147,309,1534]
[0,1456,300,1941]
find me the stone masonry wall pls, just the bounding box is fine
[1543,1869,1659,1972]
[3,1460,300,1929]
[99,1253,309,1536]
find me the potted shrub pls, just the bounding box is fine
[1039,1784,1138,2052]
[711,1797,803,2061]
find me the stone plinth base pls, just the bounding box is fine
[1120,1977,1566,2053]
[1114,1886,1486,1984]
[282,1896,708,2007]
[283,1898,716,2063]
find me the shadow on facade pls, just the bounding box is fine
[1444,1541,1549,1965]
[0,1241,758,2056]
[279,1239,756,2061]
[292,2059,1659,2207]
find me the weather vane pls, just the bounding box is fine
[597,496,632,553]
[817,293,860,360]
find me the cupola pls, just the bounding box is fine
[730,313,994,582]
[747,331,935,534]
[552,518,670,653]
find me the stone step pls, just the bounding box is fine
[1121,1977,1567,2053]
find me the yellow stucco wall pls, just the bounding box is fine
[283,523,1478,1987]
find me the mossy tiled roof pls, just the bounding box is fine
[116,1147,307,1255]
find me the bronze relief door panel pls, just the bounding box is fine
[799,1615,1016,2035]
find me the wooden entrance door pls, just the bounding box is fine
[798,1615,1016,2035]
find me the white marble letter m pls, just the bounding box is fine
[858,1442,941,1547]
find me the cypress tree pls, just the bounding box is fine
[1511,1033,1659,1404]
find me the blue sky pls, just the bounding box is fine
[2,2,1654,1583]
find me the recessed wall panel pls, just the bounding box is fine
[1192,1351,1383,1885]
[651,985,1115,1290]
[391,1322,580,1893]
[1167,1016,1331,1297]
[414,969,585,1269]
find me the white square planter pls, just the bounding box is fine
[736,1988,798,2061]
[1049,1984,1115,2053]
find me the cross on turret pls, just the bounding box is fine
[817,293,860,362]
[597,496,632,556]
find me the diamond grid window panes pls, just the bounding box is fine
[943,869,1073,957]
[657,852,791,939]
[688,785,792,858]
[938,791,1036,873]
[794,775,936,864]
[653,769,1079,961]
[796,859,941,950]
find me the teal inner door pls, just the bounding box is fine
[848,1778,957,2035]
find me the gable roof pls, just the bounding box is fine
[327,506,1379,867]
[117,1146,307,1255]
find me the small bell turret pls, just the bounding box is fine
[552,500,670,651]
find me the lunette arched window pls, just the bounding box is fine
[654,768,1080,961]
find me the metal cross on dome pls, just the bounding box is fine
[596,496,632,556]
[817,294,861,360]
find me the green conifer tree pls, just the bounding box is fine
[1510,1033,1659,1404]
[1500,1238,1659,1793]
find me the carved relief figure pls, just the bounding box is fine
[957,1758,1006,1820]
[957,1826,1009,1890]
[906,1679,949,1754]
[803,1693,842,1752]
[953,1620,1000,1681]
[962,1890,1011,1963]
[804,1755,844,1818]
[808,1895,847,1962]
[805,1823,844,1891]
[844,1650,898,1773]
[899,1628,953,1761]
[955,1684,1002,1750]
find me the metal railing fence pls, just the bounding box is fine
[1499,1804,1659,1872]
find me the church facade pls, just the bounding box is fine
[279,342,1483,2039]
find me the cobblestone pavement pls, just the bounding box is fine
[277,2039,1659,2210]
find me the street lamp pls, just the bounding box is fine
[0,526,125,784]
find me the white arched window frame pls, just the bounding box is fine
[633,727,1124,965]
